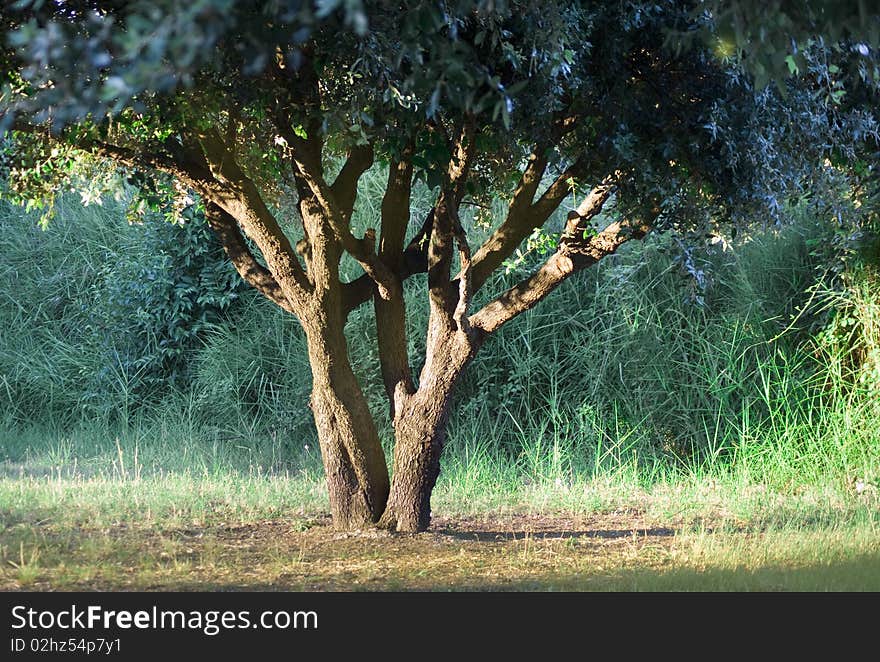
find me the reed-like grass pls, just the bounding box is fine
[1,175,878,532]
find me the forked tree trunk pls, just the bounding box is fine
[303,310,390,530]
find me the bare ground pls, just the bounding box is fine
[0,512,684,591]
[2,511,878,591]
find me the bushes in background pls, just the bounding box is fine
[1,191,877,487]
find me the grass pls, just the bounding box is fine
[1,176,880,590]
[2,507,878,591]
[2,440,877,590]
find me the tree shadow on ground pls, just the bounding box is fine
[175,551,880,592]
[3,515,878,592]
[435,526,677,542]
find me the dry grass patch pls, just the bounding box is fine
[2,512,877,591]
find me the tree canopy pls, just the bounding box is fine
[2,1,876,227]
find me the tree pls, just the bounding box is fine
[1,1,877,531]
[704,1,879,88]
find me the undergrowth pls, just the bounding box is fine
[1,174,878,524]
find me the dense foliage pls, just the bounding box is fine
[91,203,244,396]
[1,1,876,233]
[0,198,243,422]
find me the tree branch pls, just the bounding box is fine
[194,127,312,299]
[379,152,415,265]
[467,154,591,292]
[341,208,433,316]
[12,118,312,312]
[469,199,657,336]
[86,139,212,187]
[281,128,399,301]
[374,151,417,416]
[428,118,477,307]
[529,155,592,221]
[268,49,325,166]
[330,144,375,220]
[451,216,472,334]
[203,202,295,314]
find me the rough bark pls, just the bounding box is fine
[378,194,657,533]
[378,124,479,532]
[296,172,391,529]
[377,394,451,533]
[304,315,390,529]
[193,128,312,297]
[341,209,434,316]
[378,335,475,532]
[374,155,417,418]
[467,155,589,292]
[196,126,391,530]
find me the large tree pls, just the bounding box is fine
[1,1,877,531]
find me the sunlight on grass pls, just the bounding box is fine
[0,471,328,531]
[634,526,880,591]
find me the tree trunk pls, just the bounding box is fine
[377,391,452,532]
[303,312,390,530]
[378,336,474,532]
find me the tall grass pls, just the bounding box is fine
[1,174,878,524]
[0,197,122,425]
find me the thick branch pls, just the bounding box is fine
[509,148,550,214]
[204,202,295,314]
[269,50,325,168]
[468,155,591,292]
[417,116,479,402]
[469,201,657,336]
[330,144,375,220]
[374,153,418,416]
[530,156,591,221]
[574,176,617,217]
[446,117,478,204]
[194,128,311,299]
[427,118,477,309]
[284,132,398,300]
[352,177,613,320]
[86,139,212,188]
[379,153,415,265]
[55,130,307,307]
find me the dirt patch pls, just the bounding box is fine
[0,512,685,591]
[5,510,877,591]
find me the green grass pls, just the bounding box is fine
[2,496,877,590]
